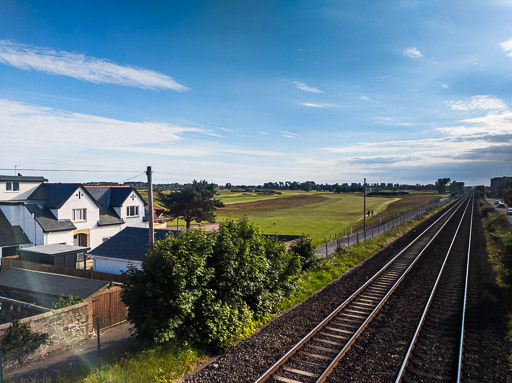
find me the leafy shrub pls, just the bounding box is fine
[0,319,48,353]
[289,236,321,271]
[480,204,494,218]
[51,294,84,309]
[122,218,302,352]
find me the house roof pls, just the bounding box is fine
[85,186,147,207]
[25,204,76,233]
[18,244,89,256]
[0,175,47,183]
[0,210,31,247]
[28,183,101,209]
[89,227,173,262]
[0,268,108,300]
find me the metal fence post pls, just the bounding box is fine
[0,349,3,383]
[325,241,328,256]
[96,317,101,352]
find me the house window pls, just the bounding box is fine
[75,252,86,270]
[72,208,87,221]
[126,206,139,217]
[5,182,19,192]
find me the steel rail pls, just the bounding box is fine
[456,193,474,382]
[254,195,469,383]
[394,194,472,383]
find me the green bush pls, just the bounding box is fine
[0,319,48,353]
[480,204,494,218]
[122,218,302,352]
[51,294,84,309]
[289,235,320,271]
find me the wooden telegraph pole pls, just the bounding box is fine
[363,178,367,240]
[147,166,154,250]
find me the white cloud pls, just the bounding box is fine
[441,83,448,89]
[293,81,323,94]
[448,95,508,112]
[259,131,268,135]
[300,102,337,108]
[280,130,300,138]
[499,38,512,57]
[403,47,423,59]
[374,117,411,126]
[358,95,376,103]
[0,39,189,91]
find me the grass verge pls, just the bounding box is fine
[478,200,512,369]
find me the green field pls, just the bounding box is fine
[216,191,398,243]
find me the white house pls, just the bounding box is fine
[0,176,148,261]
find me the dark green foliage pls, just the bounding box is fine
[480,205,494,218]
[289,236,320,271]
[51,294,84,309]
[0,319,48,353]
[435,178,451,194]
[122,218,302,352]
[500,240,512,285]
[158,180,224,229]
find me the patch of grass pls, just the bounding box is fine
[278,211,433,310]
[9,343,206,383]
[478,200,512,369]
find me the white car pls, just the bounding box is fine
[508,208,512,215]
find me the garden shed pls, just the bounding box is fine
[17,243,90,270]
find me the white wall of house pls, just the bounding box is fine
[54,188,100,225]
[45,230,73,245]
[0,204,43,246]
[0,181,43,201]
[89,225,124,250]
[119,193,146,228]
[92,256,141,275]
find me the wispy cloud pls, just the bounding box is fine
[448,95,508,112]
[299,102,337,108]
[403,47,423,59]
[359,95,377,103]
[280,130,300,138]
[0,39,189,91]
[441,83,449,89]
[500,38,512,57]
[374,117,411,126]
[293,81,323,94]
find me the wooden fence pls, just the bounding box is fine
[88,287,127,329]
[1,257,126,284]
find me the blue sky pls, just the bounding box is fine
[0,0,511,186]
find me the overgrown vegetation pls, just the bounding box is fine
[51,294,84,309]
[478,200,512,367]
[0,319,48,354]
[122,218,304,352]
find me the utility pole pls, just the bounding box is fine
[363,178,367,240]
[147,166,154,250]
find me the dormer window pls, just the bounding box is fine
[126,206,139,217]
[6,182,19,192]
[72,208,87,221]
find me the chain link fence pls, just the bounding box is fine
[317,197,451,256]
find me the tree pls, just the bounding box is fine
[435,178,451,194]
[122,219,302,351]
[449,180,465,194]
[159,180,224,229]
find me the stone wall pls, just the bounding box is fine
[0,297,49,324]
[0,301,90,369]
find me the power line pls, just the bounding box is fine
[0,168,143,173]
[120,172,146,183]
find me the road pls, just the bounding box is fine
[486,198,512,224]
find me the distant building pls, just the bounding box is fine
[490,176,512,196]
[0,175,148,263]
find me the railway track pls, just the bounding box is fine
[254,194,471,383]
[395,194,474,382]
